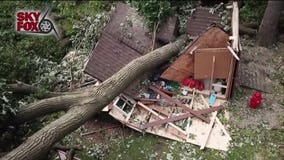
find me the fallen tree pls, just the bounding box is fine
[1,35,188,160]
[257,1,284,47]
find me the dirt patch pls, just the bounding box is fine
[230,39,284,129]
[231,91,284,129]
[236,39,279,93]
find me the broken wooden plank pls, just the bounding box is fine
[141,105,224,130]
[134,98,159,102]
[200,111,218,150]
[148,105,173,117]
[194,48,228,52]
[200,95,232,141]
[160,87,176,96]
[225,53,235,99]
[139,100,156,105]
[231,1,239,52]
[110,113,143,132]
[182,86,227,100]
[189,46,198,54]
[212,83,227,88]
[209,56,216,95]
[149,86,210,123]
[229,36,235,40]
[137,101,187,136]
[226,5,233,9]
[134,98,160,103]
[227,46,240,61]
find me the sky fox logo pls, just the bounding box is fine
[16,8,59,39]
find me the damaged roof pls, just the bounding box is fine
[84,32,143,82]
[84,3,155,96]
[186,7,222,36]
[84,3,227,97]
[161,26,230,82]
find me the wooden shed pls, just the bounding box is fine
[160,26,237,100]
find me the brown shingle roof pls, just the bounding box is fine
[186,7,222,36]
[84,32,142,82]
[84,3,155,96]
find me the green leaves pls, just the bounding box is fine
[240,0,267,24]
[131,0,174,29]
[0,79,17,122]
[71,13,109,52]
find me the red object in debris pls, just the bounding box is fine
[195,80,200,88]
[183,77,190,86]
[197,81,204,91]
[189,79,196,88]
[183,78,204,91]
[249,91,262,109]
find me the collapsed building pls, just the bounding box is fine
[83,2,240,151]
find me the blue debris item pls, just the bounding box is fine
[165,85,172,91]
[209,93,217,105]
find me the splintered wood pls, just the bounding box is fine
[231,1,239,52]
[108,92,231,151]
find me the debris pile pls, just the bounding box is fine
[84,2,241,151]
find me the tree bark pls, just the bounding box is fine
[3,83,97,126]
[1,35,188,160]
[12,93,88,124]
[8,82,65,98]
[257,1,284,47]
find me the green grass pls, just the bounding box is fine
[101,127,283,160]
[107,133,163,160]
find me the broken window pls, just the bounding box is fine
[113,95,136,114]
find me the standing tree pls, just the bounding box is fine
[0,35,187,160]
[257,1,284,47]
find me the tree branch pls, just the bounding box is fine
[7,81,72,99]
[3,83,96,126]
[1,35,188,160]
[12,93,88,124]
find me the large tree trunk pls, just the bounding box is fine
[12,93,87,124]
[1,35,188,160]
[2,83,95,126]
[257,1,284,47]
